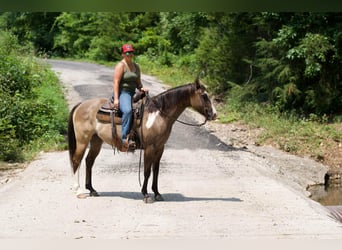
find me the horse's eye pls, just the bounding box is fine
[201,93,209,101]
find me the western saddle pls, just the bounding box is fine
[96,92,145,152]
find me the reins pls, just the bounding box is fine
[176,117,207,127]
[157,106,208,127]
[150,98,209,127]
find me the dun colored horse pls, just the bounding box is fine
[68,78,217,203]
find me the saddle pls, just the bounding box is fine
[96,92,145,152]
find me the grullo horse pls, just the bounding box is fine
[68,78,217,203]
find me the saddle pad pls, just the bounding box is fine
[96,110,122,124]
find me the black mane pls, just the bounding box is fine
[147,83,194,113]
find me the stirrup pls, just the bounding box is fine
[127,139,136,151]
[120,139,136,152]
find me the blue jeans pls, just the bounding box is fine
[118,91,134,142]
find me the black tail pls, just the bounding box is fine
[68,102,81,173]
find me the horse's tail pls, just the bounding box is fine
[68,102,81,174]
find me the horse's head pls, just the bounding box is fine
[190,78,217,121]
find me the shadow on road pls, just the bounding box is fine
[97,191,243,202]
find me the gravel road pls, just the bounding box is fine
[0,59,341,239]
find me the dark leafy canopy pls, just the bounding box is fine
[1,12,341,116]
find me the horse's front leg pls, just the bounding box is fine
[142,148,153,203]
[142,164,153,203]
[152,146,164,201]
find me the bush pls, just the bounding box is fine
[0,31,68,162]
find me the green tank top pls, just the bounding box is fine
[119,62,140,93]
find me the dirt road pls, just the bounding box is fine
[0,60,341,239]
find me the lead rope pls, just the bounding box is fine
[138,93,149,187]
[138,145,143,187]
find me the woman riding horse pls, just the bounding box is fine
[112,44,147,150]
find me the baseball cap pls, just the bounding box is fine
[122,44,134,53]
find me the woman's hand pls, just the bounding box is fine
[140,87,148,93]
[113,99,119,110]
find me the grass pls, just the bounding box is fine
[136,55,195,87]
[220,97,342,164]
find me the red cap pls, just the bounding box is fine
[122,44,134,53]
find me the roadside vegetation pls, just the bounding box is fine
[0,31,68,165]
[0,12,341,173]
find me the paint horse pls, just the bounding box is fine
[68,78,217,203]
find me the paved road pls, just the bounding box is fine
[0,60,341,239]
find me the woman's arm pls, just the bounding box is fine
[135,64,147,92]
[113,62,124,109]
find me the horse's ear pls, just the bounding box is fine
[194,77,201,89]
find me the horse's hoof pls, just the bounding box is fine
[76,193,88,199]
[155,194,164,201]
[90,191,99,197]
[143,196,154,204]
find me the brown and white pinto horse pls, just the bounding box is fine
[68,78,217,203]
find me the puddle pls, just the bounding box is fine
[309,185,342,222]
[308,185,342,206]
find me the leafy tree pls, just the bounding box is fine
[159,12,208,54]
[253,13,342,115]
[195,13,259,93]
[53,12,130,60]
[0,12,60,55]
[1,11,341,116]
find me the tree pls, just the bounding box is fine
[0,12,60,55]
[53,12,130,60]
[253,13,342,115]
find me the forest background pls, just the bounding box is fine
[0,12,341,174]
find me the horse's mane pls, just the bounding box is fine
[147,83,195,113]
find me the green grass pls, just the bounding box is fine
[220,95,342,162]
[136,55,195,87]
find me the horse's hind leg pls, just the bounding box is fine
[142,146,164,203]
[71,143,88,196]
[85,134,103,196]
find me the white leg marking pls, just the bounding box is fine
[73,168,82,196]
[146,111,159,129]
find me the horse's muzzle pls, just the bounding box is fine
[208,112,217,121]
[206,104,217,121]
[205,109,217,121]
